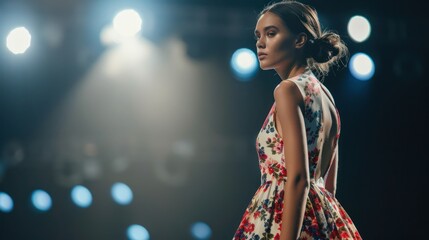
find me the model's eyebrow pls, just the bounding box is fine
[254,25,279,35]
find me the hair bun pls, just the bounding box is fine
[309,33,341,63]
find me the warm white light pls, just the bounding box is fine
[349,52,375,80]
[347,15,371,42]
[100,25,121,45]
[6,27,32,54]
[113,9,142,38]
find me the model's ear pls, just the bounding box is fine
[295,32,307,49]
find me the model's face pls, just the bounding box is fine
[254,12,297,70]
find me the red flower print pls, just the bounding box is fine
[244,223,255,233]
[274,211,283,223]
[275,199,283,212]
[279,167,287,177]
[335,218,345,228]
[339,207,347,218]
[253,211,261,219]
[305,95,311,105]
[307,209,315,218]
[313,197,322,211]
[329,230,339,239]
[308,78,321,94]
[274,142,283,154]
[310,147,320,164]
[340,231,350,238]
[346,216,353,224]
[355,231,362,239]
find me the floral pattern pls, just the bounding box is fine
[233,69,362,240]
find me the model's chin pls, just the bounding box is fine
[258,62,272,70]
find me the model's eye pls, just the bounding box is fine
[267,31,276,37]
[254,34,260,40]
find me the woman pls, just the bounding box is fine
[232,1,362,239]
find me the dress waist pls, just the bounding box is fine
[261,176,325,188]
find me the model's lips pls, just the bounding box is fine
[258,53,267,60]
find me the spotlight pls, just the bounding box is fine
[126,224,150,240]
[111,182,133,205]
[31,189,52,211]
[113,9,142,38]
[6,27,32,54]
[349,52,375,81]
[0,192,13,213]
[347,15,371,43]
[71,185,93,208]
[230,48,258,80]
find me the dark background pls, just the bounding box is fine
[0,0,427,239]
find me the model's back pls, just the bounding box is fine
[313,76,341,183]
[274,68,341,183]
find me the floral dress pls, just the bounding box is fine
[233,69,362,240]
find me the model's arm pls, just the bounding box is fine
[274,80,310,240]
[325,144,339,197]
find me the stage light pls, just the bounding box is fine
[0,192,13,213]
[71,185,93,208]
[190,221,212,240]
[6,27,32,54]
[31,189,52,211]
[230,48,258,80]
[127,224,150,240]
[111,182,133,205]
[113,9,142,38]
[349,52,375,81]
[347,15,371,42]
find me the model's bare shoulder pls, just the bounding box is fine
[273,79,302,104]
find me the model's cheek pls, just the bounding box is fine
[277,37,295,58]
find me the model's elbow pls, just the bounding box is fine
[289,174,310,188]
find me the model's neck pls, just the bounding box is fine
[275,62,308,81]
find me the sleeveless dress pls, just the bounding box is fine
[232,69,362,240]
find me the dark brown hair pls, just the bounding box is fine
[258,0,349,80]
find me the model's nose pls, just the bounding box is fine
[256,38,265,49]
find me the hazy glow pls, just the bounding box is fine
[0,192,13,213]
[111,182,133,205]
[100,25,122,45]
[31,190,52,211]
[190,222,212,240]
[127,224,150,240]
[71,185,93,208]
